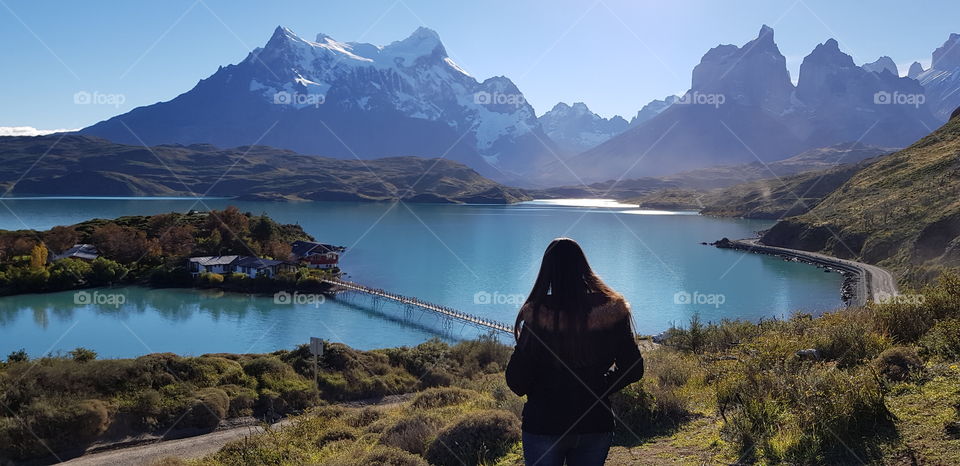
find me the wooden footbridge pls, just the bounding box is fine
[321,278,512,335]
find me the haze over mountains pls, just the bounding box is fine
[67,24,960,189]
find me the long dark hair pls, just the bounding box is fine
[514,238,619,359]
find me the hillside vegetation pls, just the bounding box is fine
[144,274,960,465]
[762,113,960,279]
[629,161,869,218]
[4,274,960,464]
[0,208,322,296]
[0,135,529,204]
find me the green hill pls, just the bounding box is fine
[762,112,960,275]
[0,135,530,204]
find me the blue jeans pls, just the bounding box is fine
[522,431,613,465]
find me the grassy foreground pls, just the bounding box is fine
[3,274,960,465]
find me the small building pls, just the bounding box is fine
[51,244,99,262]
[291,240,341,269]
[189,255,295,279]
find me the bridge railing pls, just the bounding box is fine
[322,278,512,334]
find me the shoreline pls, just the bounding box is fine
[713,237,899,307]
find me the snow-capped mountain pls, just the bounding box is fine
[862,56,898,76]
[538,25,939,184]
[628,96,678,128]
[915,33,960,121]
[538,102,628,153]
[81,26,558,181]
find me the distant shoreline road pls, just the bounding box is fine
[718,238,899,308]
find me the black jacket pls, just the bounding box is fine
[505,295,644,435]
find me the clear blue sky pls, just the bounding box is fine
[2,0,958,130]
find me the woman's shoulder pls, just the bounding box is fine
[519,294,630,330]
[586,294,631,329]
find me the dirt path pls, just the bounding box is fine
[61,394,412,465]
[61,421,287,466]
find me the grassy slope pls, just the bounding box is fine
[761,116,960,273]
[0,135,530,204]
[627,162,867,219]
[535,143,891,203]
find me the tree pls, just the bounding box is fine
[68,347,97,362]
[6,349,28,363]
[262,240,292,260]
[44,226,79,254]
[48,258,93,290]
[251,215,276,243]
[89,257,127,285]
[205,206,251,253]
[158,224,196,257]
[91,223,159,263]
[29,243,48,269]
[11,237,37,256]
[146,213,180,237]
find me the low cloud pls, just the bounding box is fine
[0,126,79,137]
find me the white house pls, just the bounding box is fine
[189,255,295,278]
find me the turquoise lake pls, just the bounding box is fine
[0,198,843,358]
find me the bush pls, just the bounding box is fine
[1,399,112,460]
[610,380,689,440]
[411,387,475,410]
[424,410,520,466]
[7,348,28,363]
[380,413,443,454]
[812,314,889,368]
[919,318,960,361]
[185,388,229,429]
[199,272,224,286]
[871,346,923,381]
[69,347,98,363]
[717,363,892,464]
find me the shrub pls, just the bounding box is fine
[812,314,889,368]
[317,425,358,445]
[185,388,229,429]
[7,348,28,363]
[646,349,698,387]
[425,410,520,466]
[717,363,892,464]
[411,387,475,410]
[344,406,382,428]
[199,272,224,286]
[610,380,689,440]
[919,318,960,361]
[1,399,112,460]
[380,413,443,454]
[69,347,98,363]
[871,346,923,381]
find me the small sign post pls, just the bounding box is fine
[309,337,324,390]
